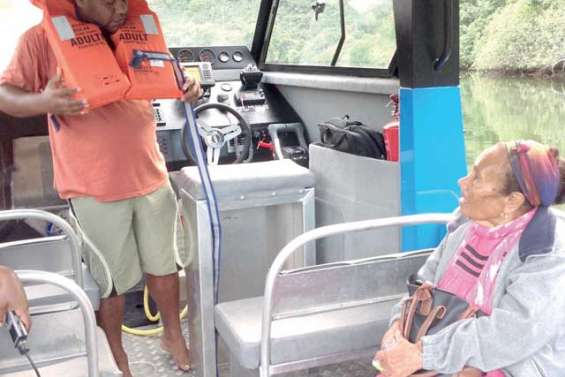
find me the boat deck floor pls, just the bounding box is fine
[124,320,374,377]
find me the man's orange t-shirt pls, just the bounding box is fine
[0,25,168,202]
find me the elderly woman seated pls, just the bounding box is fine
[374,140,565,377]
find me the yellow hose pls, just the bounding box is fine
[121,285,188,336]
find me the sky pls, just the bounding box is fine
[0,0,42,71]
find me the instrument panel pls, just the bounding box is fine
[170,46,254,69]
[156,45,306,167]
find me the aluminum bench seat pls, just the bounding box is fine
[0,271,120,377]
[215,214,453,377]
[175,159,315,201]
[0,326,120,377]
[216,296,396,369]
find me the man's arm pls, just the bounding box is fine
[0,265,30,331]
[0,68,87,118]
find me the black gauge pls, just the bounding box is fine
[177,49,194,63]
[232,51,244,63]
[198,49,216,63]
[218,51,230,63]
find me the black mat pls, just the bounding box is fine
[123,289,159,328]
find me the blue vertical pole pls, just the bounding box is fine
[400,86,466,250]
[393,0,467,250]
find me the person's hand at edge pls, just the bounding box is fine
[0,266,31,332]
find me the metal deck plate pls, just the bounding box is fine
[123,321,193,377]
[124,321,373,377]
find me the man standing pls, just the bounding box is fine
[0,1,201,375]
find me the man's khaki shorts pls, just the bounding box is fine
[70,183,182,298]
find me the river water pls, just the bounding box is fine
[461,73,565,165]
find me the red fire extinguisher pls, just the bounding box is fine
[383,93,399,161]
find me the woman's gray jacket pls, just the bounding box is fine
[391,207,565,377]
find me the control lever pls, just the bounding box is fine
[267,123,309,166]
[239,64,263,90]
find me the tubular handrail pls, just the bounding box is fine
[259,213,454,377]
[0,209,83,288]
[16,270,98,377]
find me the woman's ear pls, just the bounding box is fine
[506,191,528,213]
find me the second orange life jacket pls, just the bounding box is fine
[31,0,182,109]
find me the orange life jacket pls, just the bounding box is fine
[31,0,182,109]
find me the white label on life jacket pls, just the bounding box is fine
[140,15,159,35]
[52,16,75,41]
[150,60,165,68]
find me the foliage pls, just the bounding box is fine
[470,0,565,71]
[148,0,564,72]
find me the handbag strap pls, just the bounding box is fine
[415,305,447,342]
[399,296,413,338]
[401,283,433,339]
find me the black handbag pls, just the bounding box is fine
[399,275,482,377]
[317,115,387,159]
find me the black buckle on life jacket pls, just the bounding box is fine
[129,49,184,90]
[129,49,174,68]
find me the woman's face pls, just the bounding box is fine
[458,144,511,226]
[76,0,128,34]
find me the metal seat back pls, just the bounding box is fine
[0,210,82,286]
[0,236,74,278]
[259,214,454,377]
[271,250,431,319]
[0,209,89,313]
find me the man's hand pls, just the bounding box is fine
[180,75,203,104]
[376,337,423,377]
[40,67,88,115]
[0,266,31,332]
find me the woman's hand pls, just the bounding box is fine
[180,75,203,104]
[40,68,88,115]
[456,368,483,377]
[373,321,403,373]
[0,266,31,331]
[381,320,402,350]
[376,337,423,377]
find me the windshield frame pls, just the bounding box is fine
[254,0,397,78]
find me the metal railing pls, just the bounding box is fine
[259,213,454,377]
[0,209,83,288]
[16,270,99,377]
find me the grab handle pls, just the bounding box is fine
[433,0,454,71]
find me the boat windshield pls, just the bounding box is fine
[147,0,262,48]
[265,0,396,69]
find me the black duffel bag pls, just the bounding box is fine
[317,115,387,159]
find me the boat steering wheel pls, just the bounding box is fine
[182,102,252,164]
